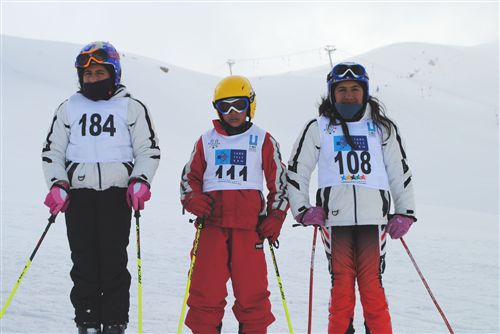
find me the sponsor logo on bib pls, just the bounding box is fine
[208,139,220,149]
[248,135,258,152]
[215,149,247,165]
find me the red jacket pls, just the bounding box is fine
[181,120,289,230]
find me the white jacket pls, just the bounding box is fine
[287,105,416,226]
[42,87,160,190]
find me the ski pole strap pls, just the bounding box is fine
[400,238,454,334]
[188,217,206,228]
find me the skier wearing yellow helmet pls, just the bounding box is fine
[180,75,289,333]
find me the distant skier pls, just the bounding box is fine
[180,75,289,334]
[42,41,160,334]
[287,62,416,334]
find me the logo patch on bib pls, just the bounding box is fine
[215,149,247,165]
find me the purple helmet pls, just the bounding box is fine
[75,41,121,86]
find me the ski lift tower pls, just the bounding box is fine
[226,59,235,75]
[325,45,336,68]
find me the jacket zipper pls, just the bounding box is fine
[353,185,358,224]
[97,163,102,190]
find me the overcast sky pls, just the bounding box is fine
[2,1,498,76]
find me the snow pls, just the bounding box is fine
[1,35,498,333]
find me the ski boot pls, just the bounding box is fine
[77,325,101,334]
[102,324,127,334]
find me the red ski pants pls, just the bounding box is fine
[321,225,392,334]
[185,225,275,334]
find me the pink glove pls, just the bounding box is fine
[44,182,70,216]
[258,210,287,243]
[182,192,214,218]
[126,180,151,211]
[386,215,414,239]
[294,207,326,226]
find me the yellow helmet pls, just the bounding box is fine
[213,75,256,119]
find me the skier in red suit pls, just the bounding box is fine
[180,75,289,334]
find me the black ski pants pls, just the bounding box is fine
[65,187,132,327]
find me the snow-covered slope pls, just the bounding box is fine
[1,35,498,333]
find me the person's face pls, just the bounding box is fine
[82,64,111,83]
[221,109,247,128]
[334,81,364,104]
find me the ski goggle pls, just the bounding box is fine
[329,64,368,80]
[76,48,113,68]
[213,97,251,115]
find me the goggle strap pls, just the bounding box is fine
[80,48,100,55]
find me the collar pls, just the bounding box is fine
[212,119,252,136]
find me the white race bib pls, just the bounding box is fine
[202,125,265,191]
[317,116,390,190]
[66,93,133,163]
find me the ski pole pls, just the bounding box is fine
[134,211,143,334]
[0,215,56,319]
[400,237,454,334]
[177,219,204,334]
[268,240,294,334]
[307,226,318,334]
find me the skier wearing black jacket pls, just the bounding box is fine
[42,41,160,334]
